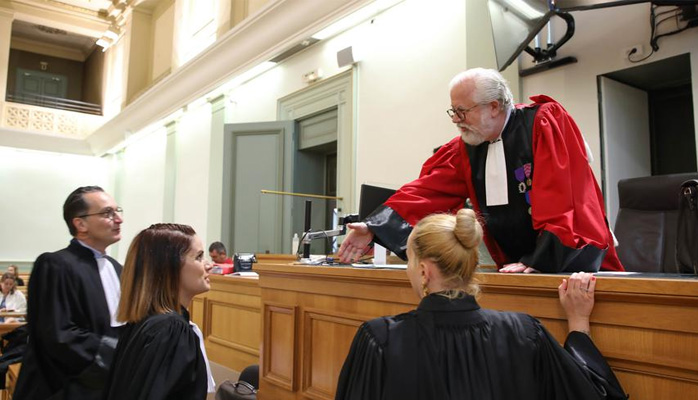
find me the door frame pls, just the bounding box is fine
[277,69,356,215]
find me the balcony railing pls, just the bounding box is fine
[6,93,102,115]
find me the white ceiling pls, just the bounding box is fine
[12,19,98,55]
[8,0,117,57]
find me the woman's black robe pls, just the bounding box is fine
[336,294,627,400]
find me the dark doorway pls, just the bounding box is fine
[604,53,696,175]
[649,84,696,174]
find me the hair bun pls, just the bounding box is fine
[454,209,483,250]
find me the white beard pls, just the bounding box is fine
[458,113,499,146]
[459,126,487,146]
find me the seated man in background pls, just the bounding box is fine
[209,241,233,264]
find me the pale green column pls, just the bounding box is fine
[163,120,178,222]
[207,94,227,248]
[109,150,125,260]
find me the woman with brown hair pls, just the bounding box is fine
[0,272,26,322]
[103,223,214,400]
[336,209,627,400]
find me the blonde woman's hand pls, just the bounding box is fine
[558,272,596,334]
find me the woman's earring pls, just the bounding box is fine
[422,280,429,297]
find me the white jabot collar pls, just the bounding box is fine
[485,107,513,207]
[190,322,216,392]
[77,240,123,327]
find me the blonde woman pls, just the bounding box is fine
[336,209,627,400]
[103,223,214,400]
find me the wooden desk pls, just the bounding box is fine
[192,255,294,373]
[0,323,24,336]
[193,274,262,373]
[253,264,698,400]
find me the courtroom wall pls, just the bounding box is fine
[0,146,111,268]
[114,127,168,261]
[225,0,469,204]
[520,3,698,179]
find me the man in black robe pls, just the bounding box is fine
[14,186,124,400]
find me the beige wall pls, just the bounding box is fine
[151,1,175,82]
[520,3,698,179]
[226,0,470,198]
[83,48,104,106]
[0,146,111,262]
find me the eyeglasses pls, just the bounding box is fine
[77,207,123,221]
[446,103,485,120]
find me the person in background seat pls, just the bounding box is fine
[209,241,233,264]
[6,265,24,286]
[0,272,26,323]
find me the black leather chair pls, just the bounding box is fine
[614,173,698,272]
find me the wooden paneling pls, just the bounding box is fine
[190,296,205,329]
[301,310,364,400]
[263,303,297,391]
[256,264,417,400]
[195,274,261,372]
[199,262,698,400]
[254,264,698,400]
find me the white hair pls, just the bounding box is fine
[449,68,513,111]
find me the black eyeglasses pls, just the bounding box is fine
[77,207,123,221]
[446,103,485,120]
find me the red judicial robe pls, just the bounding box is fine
[366,96,624,272]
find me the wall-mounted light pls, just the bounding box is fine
[303,69,323,83]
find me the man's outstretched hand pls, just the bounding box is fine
[338,223,374,263]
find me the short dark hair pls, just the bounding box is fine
[63,186,105,236]
[118,223,197,323]
[209,241,227,254]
